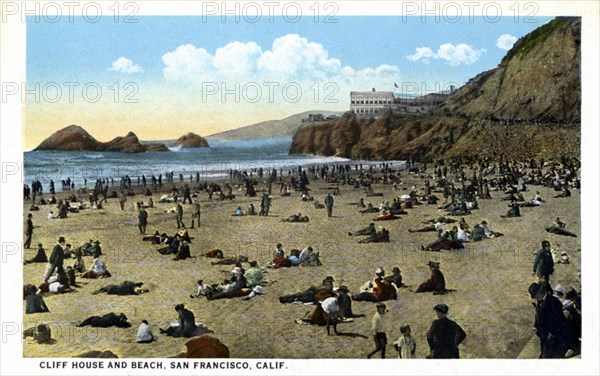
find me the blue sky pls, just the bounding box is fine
[25,16,552,145]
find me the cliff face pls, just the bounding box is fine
[35,126,169,152]
[173,132,209,148]
[290,17,581,162]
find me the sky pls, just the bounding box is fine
[24,15,552,149]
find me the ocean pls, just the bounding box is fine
[24,138,403,191]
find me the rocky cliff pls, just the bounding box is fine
[173,132,209,148]
[290,17,581,162]
[35,125,169,152]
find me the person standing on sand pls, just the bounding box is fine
[426,304,466,358]
[260,193,271,216]
[324,193,334,217]
[533,240,554,285]
[24,213,34,249]
[44,236,66,283]
[138,207,148,235]
[190,201,201,228]
[367,303,388,359]
[119,191,127,210]
[176,202,185,228]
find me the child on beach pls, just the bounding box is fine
[394,323,416,358]
[367,303,388,359]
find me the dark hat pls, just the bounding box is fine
[27,213,32,218]
[481,220,487,225]
[324,276,335,282]
[427,260,440,267]
[433,303,449,314]
[58,236,66,243]
[93,240,101,244]
[528,282,545,299]
[338,285,350,293]
[392,266,401,273]
[175,303,184,311]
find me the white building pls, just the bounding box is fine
[350,91,395,116]
[350,89,453,117]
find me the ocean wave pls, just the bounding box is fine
[84,153,104,159]
[168,145,182,152]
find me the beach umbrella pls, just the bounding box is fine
[185,335,230,358]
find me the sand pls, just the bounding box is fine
[22,168,581,358]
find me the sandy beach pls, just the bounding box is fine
[22,166,581,359]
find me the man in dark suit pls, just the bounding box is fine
[44,236,66,283]
[24,214,34,249]
[533,240,554,283]
[138,207,148,235]
[531,282,570,358]
[324,193,334,217]
[427,304,466,358]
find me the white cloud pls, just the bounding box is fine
[407,47,434,62]
[160,34,401,96]
[161,44,212,80]
[109,57,143,74]
[496,34,518,51]
[407,43,485,66]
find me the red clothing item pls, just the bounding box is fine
[373,276,397,301]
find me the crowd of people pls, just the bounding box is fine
[22,156,581,359]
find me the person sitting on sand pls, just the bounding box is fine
[72,250,86,273]
[173,240,191,260]
[501,200,521,218]
[553,187,571,198]
[456,226,470,243]
[244,261,265,288]
[207,267,250,300]
[136,320,155,343]
[298,246,322,266]
[247,203,256,216]
[88,240,102,257]
[157,234,180,255]
[422,229,452,250]
[80,254,111,279]
[297,298,328,326]
[348,223,376,237]
[479,220,503,238]
[336,285,355,319]
[160,304,197,338]
[388,267,405,289]
[92,281,148,295]
[532,191,545,206]
[24,243,48,264]
[190,279,211,298]
[232,206,244,216]
[358,226,390,243]
[414,261,446,294]
[353,267,397,302]
[374,210,399,221]
[25,289,50,314]
[360,202,378,213]
[77,312,131,328]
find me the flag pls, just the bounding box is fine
[394,82,399,88]
[372,88,376,92]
